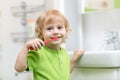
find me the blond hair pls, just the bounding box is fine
[35,9,71,41]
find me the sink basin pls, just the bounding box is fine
[69,50,120,68]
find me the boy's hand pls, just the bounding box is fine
[71,49,85,63]
[26,39,44,50]
[70,49,85,73]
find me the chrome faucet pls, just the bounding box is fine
[104,31,120,50]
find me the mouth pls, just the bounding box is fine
[51,34,62,39]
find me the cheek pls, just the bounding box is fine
[43,32,52,39]
[42,32,48,40]
[62,32,67,39]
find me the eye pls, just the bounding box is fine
[46,27,53,31]
[57,26,63,29]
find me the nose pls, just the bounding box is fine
[53,28,59,34]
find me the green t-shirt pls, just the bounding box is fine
[27,46,70,80]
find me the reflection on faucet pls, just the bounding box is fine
[104,31,120,50]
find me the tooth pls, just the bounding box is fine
[58,34,61,36]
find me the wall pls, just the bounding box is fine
[0,5,2,80]
[84,0,120,12]
[114,0,120,8]
[64,0,82,51]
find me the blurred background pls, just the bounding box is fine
[0,0,120,80]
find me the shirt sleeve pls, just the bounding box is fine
[27,50,39,71]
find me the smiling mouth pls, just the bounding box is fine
[51,34,62,39]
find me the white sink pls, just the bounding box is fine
[69,50,120,68]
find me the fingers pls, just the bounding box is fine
[26,39,44,50]
[74,49,85,56]
[32,39,40,50]
[72,49,85,62]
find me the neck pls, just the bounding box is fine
[46,44,61,50]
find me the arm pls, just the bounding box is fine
[14,45,28,72]
[14,39,44,72]
[70,49,85,73]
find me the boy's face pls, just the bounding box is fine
[42,17,67,45]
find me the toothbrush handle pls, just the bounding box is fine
[29,42,43,50]
[29,37,57,50]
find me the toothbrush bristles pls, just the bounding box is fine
[44,37,58,45]
[52,37,58,40]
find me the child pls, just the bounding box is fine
[14,9,84,80]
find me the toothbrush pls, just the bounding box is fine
[29,37,58,50]
[44,37,58,45]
